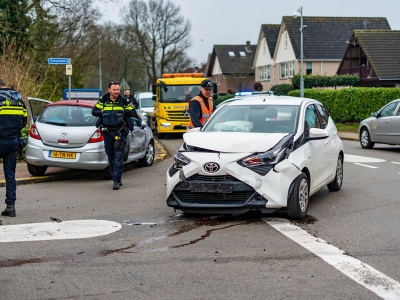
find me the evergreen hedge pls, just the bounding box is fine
[288,87,400,122]
[270,84,294,95]
[292,74,359,89]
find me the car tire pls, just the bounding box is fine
[327,155,343,192]
[102,165,112,180]
[27,163,48,176]
[360,127,375,149]
[139,141,155,167]
[287,173,309,219]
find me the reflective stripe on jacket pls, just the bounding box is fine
[0,89,27,139]
[188,96,214,129]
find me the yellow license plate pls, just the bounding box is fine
[49,151,76,159]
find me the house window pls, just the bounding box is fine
[280,63,288,78]
[228,51,235,57]
[306,62,312,75]
[266,65,271,80]
[284,32,288,49]
[289,61,294,78]
[259,67,263,81]
[239,51,246,57]
[216,74,220,85]
[263,39,267,53]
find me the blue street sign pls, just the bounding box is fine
[47,58,69,65]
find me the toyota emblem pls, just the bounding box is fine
[203,162,220,173]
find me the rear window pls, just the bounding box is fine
[38,105,97,126]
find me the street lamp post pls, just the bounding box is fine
[294,6,306,97]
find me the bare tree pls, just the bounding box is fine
[124,0,192,83]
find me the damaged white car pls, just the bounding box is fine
[166,95,344,219]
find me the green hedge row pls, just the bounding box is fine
[288,87,400,122]
[292,74,359,89]
[271,84,294,95]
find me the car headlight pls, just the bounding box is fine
[239,134,293,167]
[174,151,191,168]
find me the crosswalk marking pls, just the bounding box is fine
[264,218,400,300]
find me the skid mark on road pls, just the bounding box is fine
[264,218,400,300]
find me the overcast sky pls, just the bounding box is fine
[95,0,400,65]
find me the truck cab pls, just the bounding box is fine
[147,73,216,138]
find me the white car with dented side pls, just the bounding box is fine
[166,95,344,219]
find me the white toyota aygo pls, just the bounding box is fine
[166,95,344,219]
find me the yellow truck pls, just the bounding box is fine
[148,73,217,138]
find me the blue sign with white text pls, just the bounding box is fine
[47,58,69,65]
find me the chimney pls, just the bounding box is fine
[246,41,251,52]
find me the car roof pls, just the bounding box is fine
[46,100,96,108]
[222,95,317,106]
[135,92,152,97]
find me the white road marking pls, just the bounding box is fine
[391,162,400,165]
[344,154,385,163]
[264,218,400,300]
[353,163,379,169]
[0,220,122,243]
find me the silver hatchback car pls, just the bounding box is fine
[359,99,400,149]
[26,97,155,178]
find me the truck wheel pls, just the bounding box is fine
[155,123,165,139]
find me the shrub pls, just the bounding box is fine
[271,84,294,95]
[292,74,359,89]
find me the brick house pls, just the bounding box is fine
[253,17,391,91]
[337,30,400,87]
[205,42,257,94]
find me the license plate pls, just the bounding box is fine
[49,151,76,159]
[190,183,233,193]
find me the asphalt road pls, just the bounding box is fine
[1,136,400,299]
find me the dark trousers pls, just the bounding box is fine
[0,138,18,205]
[103,131,127,183]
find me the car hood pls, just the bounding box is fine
[182,132,288,153]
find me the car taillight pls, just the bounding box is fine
[29,124,41,140]
[88,129,104,143]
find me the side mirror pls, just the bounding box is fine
[371,112,378,118]
[152,84,156,95]
[307,128,329,140]
[212,83,218,100]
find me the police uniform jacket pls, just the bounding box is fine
[0,88,27,139]
[92,93,137,131]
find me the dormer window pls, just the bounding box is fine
[228,51,235,57]
[239,51,246,57]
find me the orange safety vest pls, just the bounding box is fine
[188,96,214,129]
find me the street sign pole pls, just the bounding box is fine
[68,58,72,100]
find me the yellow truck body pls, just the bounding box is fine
[147,73,208,138]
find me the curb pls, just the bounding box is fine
[1,138,169,187]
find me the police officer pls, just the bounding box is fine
[0,78,27,217]
[92,81,137,190]
[188,79,216,129]
[123,89,139,109]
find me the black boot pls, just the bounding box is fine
[1,204,16,217]
[113,182,120,190]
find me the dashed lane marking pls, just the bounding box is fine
[353,163,379,169]
[0,220,122,243]
[264,218,400,300]
[344,154,386,163]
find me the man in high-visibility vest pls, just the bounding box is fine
[188,79,216,129]
[0,78,27,217]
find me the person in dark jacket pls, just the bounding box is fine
[188,79,216,129]
[92,81,137,190]
[123,89,139,109]
[0,78,27,217]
